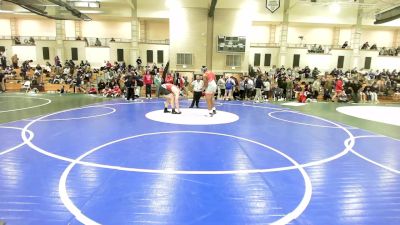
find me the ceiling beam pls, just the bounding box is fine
[208,0,217,17]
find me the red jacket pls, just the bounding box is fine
[144,74,152,85]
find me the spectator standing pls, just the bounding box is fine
[239,79,246,100]
[154,73,162,98]
[124,75,135,101]
[144,71,153,99]
[286,77,294,100]
[312,77,321,100]
[136,57,142,70]
[0,53,6,68]
[245,77,254,100]
[331,77,343,102]
[254,75,265,103]
[11,54,18,68]
[217,76,226,99]
[224,76,235,100]
[0,69,5,93]
[263,78,271,100]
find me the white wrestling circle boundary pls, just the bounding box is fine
[0,96,52,113]
[350,135,400,174]
[0,126,34,156]
[57,131,312,225]
[21,102,355,173]
[268,110,356,129]
[24,106,116,122]
[18,101,356,225]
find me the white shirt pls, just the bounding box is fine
[191,79,204,92]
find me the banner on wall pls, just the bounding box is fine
[266,0,280,13]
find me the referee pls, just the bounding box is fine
[189,75,204,108]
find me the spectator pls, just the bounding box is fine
[165,73,173,84]
[253,75,264,103]
[370,43,377,50]
[154,73,162,98]
[55,56,61,67]
[110,38,115,42]
[0,53,6,68]
[217,76,226,99]
[124,75,135,101]
[0,69,5,93]
[262,78,271,100]
[84,37,89,46]
[143,71,152,99]
[331,77,344,102]
[361,42,369,50]
[14,36,21,45]
[245,77,254,100]
[11,54,18,68]
[76,36,81,41]
[98,79,106,93]
[95,38,102,46]
[28,37,35,45]
[224,76,235,100]
[136,57,142,69]
[341,41,348,49]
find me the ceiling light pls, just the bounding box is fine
[0,10,14,13]
[79,10,103,14]
[68,1,100,8]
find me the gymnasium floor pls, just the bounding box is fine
[0,93,400,225]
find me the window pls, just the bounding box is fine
[117,49,124,62]
[146,50,153,63]
[337,56,344,69]
[157,50,164,64]
[293,54,300,68]
[264,54,271,66]
[226,55,241,67]
[71,48,78,60]
[42,47,50,60]
[364,57,372,70]
[254,53,261,66]
[177,53,193,65]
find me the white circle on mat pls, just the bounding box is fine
[336,106,400,126]
[145,108,239,125]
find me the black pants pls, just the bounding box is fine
[240,90,245,100]
[126,87,135,100]
[146,84,151,97]
[190,91,202,107]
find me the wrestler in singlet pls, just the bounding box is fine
[205,71,217,94]
[162,83,173,92]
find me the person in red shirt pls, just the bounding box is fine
[202,66,217,117]
[143,72,153,99]
[112,85,121,98]
[159,83,181,114]
[165,73,174,84]
[331,77,343,102]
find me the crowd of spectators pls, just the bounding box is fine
[215,65,400,104]
[360,41,400,56]
[1,53,399,104]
